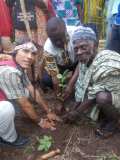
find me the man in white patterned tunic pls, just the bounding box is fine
[63,26,120,137]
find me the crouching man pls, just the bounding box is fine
[63,26,120,138]
[0,42,58,147]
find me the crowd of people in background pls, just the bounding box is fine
[0,0,120,147]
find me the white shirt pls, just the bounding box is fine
[44,26,77,66]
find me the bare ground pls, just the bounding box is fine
[0,91,120,160]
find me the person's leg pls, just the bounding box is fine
[108,25,120,53]
[0,101,29,146]
[0,101,17,142]
[105,18,112,48]
[106,14,117,49]
[40,70,53,89]
[96,91,119,121]
[95,92,119,138]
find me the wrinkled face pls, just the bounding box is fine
[50,33,66,48]
[73,39,96,64]
[15,49,36,69]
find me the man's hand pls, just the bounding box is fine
[63,84,73,100]
[37,112,62,131]
[47,112,62,122]
[63,99,95,123]
[62,110,80,123]
[38,118,56,131]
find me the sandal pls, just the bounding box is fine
[95,120,118,139]
[95,128,114,139]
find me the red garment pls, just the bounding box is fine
[0,90,6,101]
[47,0,56,17]
[0,0,13,37]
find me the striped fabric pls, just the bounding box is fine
[75,50,120,120]
[0,64,30,142]
[53,0,80,25]
[0,66,30,100]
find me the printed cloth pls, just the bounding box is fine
[52,0,81,26]
[14,42,37,53]
[83,0,105,24]
[0,60,17,101]
[83,0,105,38]
[0,64,30,100]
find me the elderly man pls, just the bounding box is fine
[43,17,78,97]
[63,26,120,138]
[0,42,58,147]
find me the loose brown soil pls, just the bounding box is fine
[0,91,120,160]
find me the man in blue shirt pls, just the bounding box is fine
[106,0,120,47]
[107,3,120,53]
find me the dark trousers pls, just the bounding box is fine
[107,25,120,54]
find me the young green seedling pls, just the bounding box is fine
[57,69,69,101]
[37,135,53,152]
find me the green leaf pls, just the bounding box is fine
[61,77,66,84]
[24,146,34,154]
[37,144,45,151]
[37,135,53,152]
[63,69,69,77]
[59,84,64,87]
[44,135,52,141]
[57,74,62,79]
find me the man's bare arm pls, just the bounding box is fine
[16,97,39,123]
[76,99,96,114]
[27,84,49,113]
[63,99,95,122]
[68,64,79,88]
[64,64,79,99]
